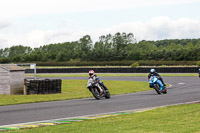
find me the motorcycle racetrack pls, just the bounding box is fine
[0,76,200,127]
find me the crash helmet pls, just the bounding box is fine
[89,70,95,77]
[150,69,155,73]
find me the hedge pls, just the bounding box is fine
[23,61,199,66]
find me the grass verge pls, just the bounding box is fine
[26,73,198,77]
[0,80,150,106]
[7,103,200,133]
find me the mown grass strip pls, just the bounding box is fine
[0,80,150,106]
[0,127,19,130]
[6,103,200,133]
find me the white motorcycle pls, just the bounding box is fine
[87,78,110,100]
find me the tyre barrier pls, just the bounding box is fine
[25,67,199,73]
[24,79,62,95]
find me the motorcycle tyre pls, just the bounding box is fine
[91,87,101,100]
[154,84,161,94]
[162,88,167,94]
[105,91,111,99]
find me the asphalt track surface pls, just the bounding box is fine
[0,76,200,126]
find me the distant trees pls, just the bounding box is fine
[126,39,200,61]
[0,45,32,62]
[0,32,200,63]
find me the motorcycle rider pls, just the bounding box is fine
[148,69,166,87]
[88,70,109,93]
[199,68,200,78]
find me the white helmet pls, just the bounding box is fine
[150,69,155,73]
[89,70,94,77]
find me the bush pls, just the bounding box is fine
[16,60,198,66]
[197,61,200,67]
[0,58,10,63]
[130,62,139,68]
[35,61,133,66]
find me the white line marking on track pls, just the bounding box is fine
[178,83,185,84]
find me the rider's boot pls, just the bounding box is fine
[104,87,110,94]
[100,82,110,94]
[99,82,110,96]
[161,81,166,86]
[105,90,110,94]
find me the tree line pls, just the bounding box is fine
[0,32,200,63]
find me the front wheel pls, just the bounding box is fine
[154,84,161,94]
[91,87,101,100]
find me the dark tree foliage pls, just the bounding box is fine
[0,32,200,63]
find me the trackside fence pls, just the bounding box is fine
[25,67,199,73]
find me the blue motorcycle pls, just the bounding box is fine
[149,76,167,94]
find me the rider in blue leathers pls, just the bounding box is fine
[199,68,200,78]
[148,69,166,87]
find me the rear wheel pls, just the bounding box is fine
[105,90,111,99]
[162,88,167,94]
[91,87,101,100]
[101,85,110,99]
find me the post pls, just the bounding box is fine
[24,79,27,95]
[34,65,36,80]
[30,64,36,80]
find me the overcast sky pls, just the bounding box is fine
[0,0,200,49]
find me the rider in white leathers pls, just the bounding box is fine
[88,70,109,93]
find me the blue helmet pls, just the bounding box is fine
[150,69,155,73]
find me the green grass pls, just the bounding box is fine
[26,73,198,77]
[0,80,150,106]
[7,103,200,133]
